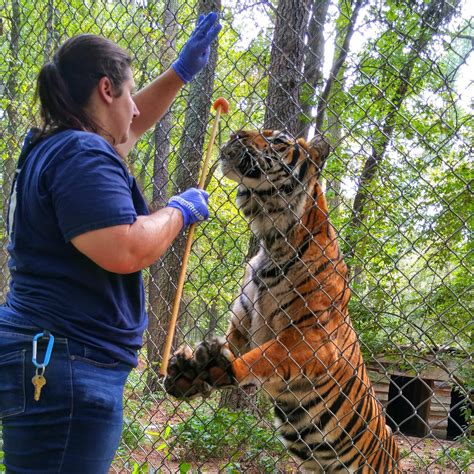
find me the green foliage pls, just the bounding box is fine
[169,406,287,471]
[118,365,156,457]
[183,176,251,340]
[445,446,474,472]
[439,432,474,472]
[0,424,4,472]
[120,417,150,453]
[131,462,150,474]
[3,0,470,357]
[179,462,192,473]
[2,1,472,470]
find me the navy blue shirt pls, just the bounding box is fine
[2,129,149,367]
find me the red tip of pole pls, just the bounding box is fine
[212,97,229,114]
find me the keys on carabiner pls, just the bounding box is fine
[31,331,54,402]
[32,369,47,402]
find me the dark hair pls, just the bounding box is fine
[36,34,132,137]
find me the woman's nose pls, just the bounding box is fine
[133,101,140,118]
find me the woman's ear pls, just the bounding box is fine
[97,76,114,104]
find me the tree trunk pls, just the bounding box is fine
[219,386,259,416]
[145,0,179,391]
[146,116,177,389]
[314,0,364,132]
[322,0,364,220]
[44,0,58,63]
[325,109,342,215]
[1,0,21,300]
[264,0,312,135]
[207,300,218,335]
[147,0,221,391]
[128,18,154,179]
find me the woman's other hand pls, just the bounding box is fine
[167,188,210,228]
[172,12,222,83]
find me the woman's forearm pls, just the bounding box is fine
[71,207,184,274]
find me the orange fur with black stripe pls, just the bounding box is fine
[165,130,400,473]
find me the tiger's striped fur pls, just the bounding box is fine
[219,130,400,473]
[164,129,400,473]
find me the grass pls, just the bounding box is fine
[167,404,288,472]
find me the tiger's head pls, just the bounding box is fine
[220,130,330,237]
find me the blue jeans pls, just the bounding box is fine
[0,313,132,473]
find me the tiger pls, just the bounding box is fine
[164,130,400,473]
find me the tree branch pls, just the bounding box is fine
[298,0,330,139]
[315,0,364,132]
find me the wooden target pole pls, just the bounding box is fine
[159,98,229,377]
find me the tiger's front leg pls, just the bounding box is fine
[163,288,254,398]
[163,338,236,399]
[164,329,336,399]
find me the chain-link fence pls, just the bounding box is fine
[1,0,473,472]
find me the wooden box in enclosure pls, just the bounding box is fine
[367,350,470,440]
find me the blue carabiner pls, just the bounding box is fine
[32,332,55,369]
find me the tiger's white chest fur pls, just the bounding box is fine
[234,247,303,349]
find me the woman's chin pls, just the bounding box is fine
[117,132,129,145]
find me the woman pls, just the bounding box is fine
[0,12,221,473]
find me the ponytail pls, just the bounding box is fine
[37,61,93,134]
[35,34,132,138]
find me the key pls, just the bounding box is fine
[32,374,46,401]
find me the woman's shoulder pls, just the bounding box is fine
[50,130,116,154]
[36,130,124,178]
[38,130,121,167]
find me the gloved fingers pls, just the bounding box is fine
[205,22,222,43]
[194,12,219,37]
[191,26,221,56]
[187,187,209,203]
[188,189,209,221]
[167,188,210,227]
[201,190,209,204]
[172,12,220,83]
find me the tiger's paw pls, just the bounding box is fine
[163,337,236,400]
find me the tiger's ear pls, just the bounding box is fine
[309,134,330,176]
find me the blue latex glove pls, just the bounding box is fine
[167,188,210,228]
[172,12,222,83]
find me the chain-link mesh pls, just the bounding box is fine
[1,0,473,472]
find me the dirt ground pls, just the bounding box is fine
[110,389,472,473]
[111,433,473,473]
[396,435,472,473]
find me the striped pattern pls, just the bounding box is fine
[220,130,400,473]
